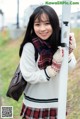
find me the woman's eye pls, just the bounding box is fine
[34,23,40,26]
[45,22,50,25]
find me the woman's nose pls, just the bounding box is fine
[40,24,46,31]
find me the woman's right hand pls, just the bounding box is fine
[69,33,76,54]
[51,46,64,71]
[45,47,64,78]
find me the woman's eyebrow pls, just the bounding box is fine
[34,19,49,23]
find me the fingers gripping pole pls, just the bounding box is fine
[57,1,71,119]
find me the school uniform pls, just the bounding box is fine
[20,40,76,119]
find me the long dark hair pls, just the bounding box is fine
[19,5,61,57]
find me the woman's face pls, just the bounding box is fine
[33,13,53,40]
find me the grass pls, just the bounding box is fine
[0,30,25,119]
[0,28,10,46]
[67,28,80,119]
[0,28,80,119]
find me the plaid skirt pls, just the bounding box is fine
[20,103,57,119]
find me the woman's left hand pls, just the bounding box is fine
[69,33,76,54]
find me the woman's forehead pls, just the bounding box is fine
[34,13,49,22]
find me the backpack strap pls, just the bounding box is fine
[32,43,38,61]
[34,47,38,61]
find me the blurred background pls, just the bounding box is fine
[0,0,80,30]
[0,0,80,119]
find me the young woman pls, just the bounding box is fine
[19,5,76,119]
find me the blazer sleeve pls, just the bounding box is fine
[20,43,49,84]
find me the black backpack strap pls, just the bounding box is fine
[34,47,38,61]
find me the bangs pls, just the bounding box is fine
[34,11,49,22]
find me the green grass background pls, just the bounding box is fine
[0,28,80,119]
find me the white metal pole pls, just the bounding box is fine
[57,0,71,119]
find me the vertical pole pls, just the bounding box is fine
[57,0,71,119]
[17,0,19,28]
